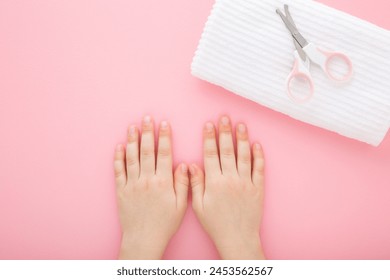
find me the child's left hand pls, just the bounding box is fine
[114,116,189,259]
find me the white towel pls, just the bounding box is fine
[191,0,390,146]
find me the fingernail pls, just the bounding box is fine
[143,115,151,124]
[221,116,229,125]
[205,122,213,132]
[254,143,261,150]
[116,144,123,151]
[161,121,168,129]
[181,163,187,174]
[129,125,136,136]
[189,164,196,176]
[238,123,246,133]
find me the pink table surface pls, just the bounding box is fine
[0,0,389,260]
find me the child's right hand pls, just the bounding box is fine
[189,116,266,260]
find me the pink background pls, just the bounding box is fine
[0,0,389,260]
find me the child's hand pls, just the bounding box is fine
[114,116,189,259]
[189,116,266,259]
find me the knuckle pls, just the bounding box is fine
[237,133,248,141]
[253,166,265,176]
[204,133,214,140]
[204,130,215,137]
[114,169,124,178]
[204,148,218,158]
[114,153,124,160]
[114,161,124,176]
[141,148,154,157]
[126,157,138,167]
[238,154,251,164]
[127,136,136,143]
[141,131,154,139]
[255,158,265,171]
[219,130,232,137]
[142,125,154,132]
[220,147,235,157]
[158,148,171,157]
[159,130,170,137]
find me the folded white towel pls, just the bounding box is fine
[191,0,390,146]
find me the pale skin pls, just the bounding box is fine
[114,115,265,259]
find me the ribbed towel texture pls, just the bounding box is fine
[191,0,390,146]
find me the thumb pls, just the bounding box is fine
[174,163,190,211]
[189,164,205,213]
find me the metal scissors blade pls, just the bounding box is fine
[293,38,307,62]
[276,4,309,60]
[284,5,297,28]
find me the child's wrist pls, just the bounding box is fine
[214,232,265,260]
[118,232,168,260]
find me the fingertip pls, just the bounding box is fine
[220,115,229,123]
[116,143,124,152]
[159,120,171,134]
[236,123,248,140]
[253,142,264,156]
[161,120,168,128]
[115,144,125,158]
[218,115,232,136]
[189,164,205,184]
[180,163,188,175]
[127,125,138,142]
[203,122,215,136]
[143,115,152,124]
[174,163,189,178]
[142,115,154,130]
[158,121,171,143]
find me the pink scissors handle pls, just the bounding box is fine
[303,43,353,82]
[323,50,353,82]
[286,51,314,103]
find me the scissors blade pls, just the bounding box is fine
[276,5,309,49]
[293,39,307,62]
[284,5,297,29]
[276,8,295,33]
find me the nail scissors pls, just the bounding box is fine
[276,4,353,103]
